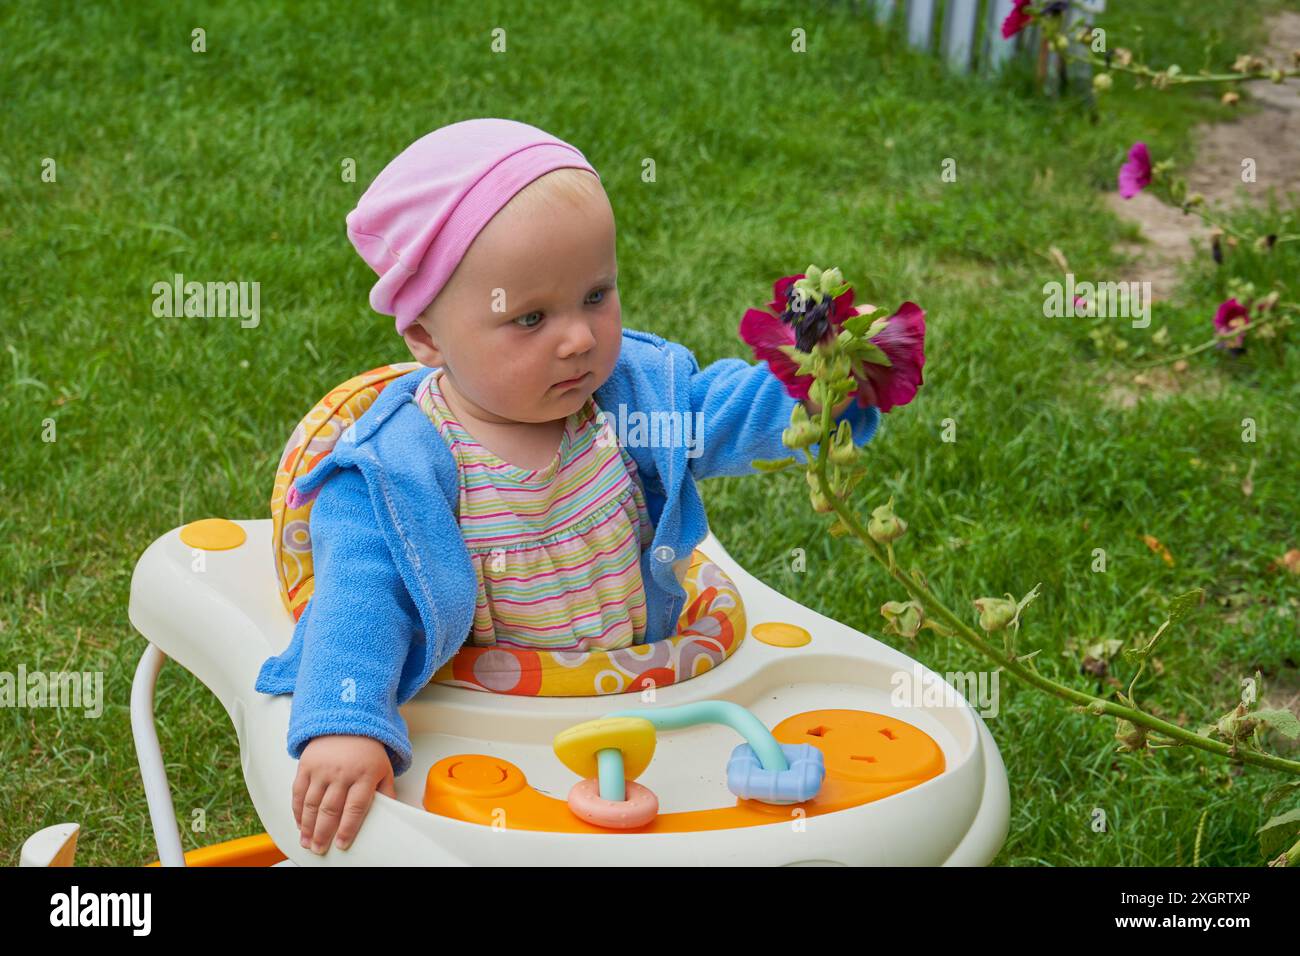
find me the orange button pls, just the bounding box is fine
[449,759,507,787]
[426,754,527,802]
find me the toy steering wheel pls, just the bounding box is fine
[552,700,826,829]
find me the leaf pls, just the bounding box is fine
[855,341,893,367]
[1262,780,1300,809]
[1257,807,1300,858]
[1141,534,1175,566]
[1166,589,1204,628]
[751,456,798,473]
[1270,549,1300,574]
[776,344,816,376]
[1254,709,1300,740]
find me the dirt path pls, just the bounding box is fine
[1104,11,1300,302]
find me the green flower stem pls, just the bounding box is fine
[1065,49,1300,86]
[1180,203,1252,242]
[1285,837,1300,867]
[1127,313,1290,369]
[805,400,1300,777]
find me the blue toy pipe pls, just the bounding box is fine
[594,700,789,802]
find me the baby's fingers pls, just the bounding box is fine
[297,776,327,847]
[292,766,311,828]
[332,780,380,851]
[306,781,348,854]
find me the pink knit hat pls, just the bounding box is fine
[346,118,601,334]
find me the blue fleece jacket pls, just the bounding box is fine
[254,327,881,774]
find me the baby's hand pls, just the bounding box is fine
[801,395,854,418]
[293,734,396,855]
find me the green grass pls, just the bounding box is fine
[1,0,1297,866]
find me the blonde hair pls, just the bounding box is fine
[505,166,606,218]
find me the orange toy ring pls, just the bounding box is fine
[566,778,659,829]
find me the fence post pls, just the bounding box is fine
[941,0,980,71]
[905,0,936,53]
[984,0,1020,73]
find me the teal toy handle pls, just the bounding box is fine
[587,700,790,801]
[606,700,790,772]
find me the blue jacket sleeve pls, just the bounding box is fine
[285,465,423,776]
[687,352,881,480]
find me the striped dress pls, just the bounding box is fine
[415,370,655,652]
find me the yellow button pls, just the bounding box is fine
[751,622,811,647]
[179,518,247,551]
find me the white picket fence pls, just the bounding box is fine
[833,0,1107,84]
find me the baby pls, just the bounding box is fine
[255,118,876,856]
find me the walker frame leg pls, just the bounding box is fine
[131,643,187,867]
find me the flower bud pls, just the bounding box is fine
[973,596,1018,632]
[1270,69,1284,83]
[809,487,834,513]
[1092,72,1113,92]
[868,497,907,543]
[1114,718,1149,753]
[1185,192,1204,206]
[829,420,858,466]
[1114,47,1133,67]
[782,403,819,449]
[880,600,924,639]
[1054,34,1069,51]
[818,266,844,295]
[1221,90,1240,106]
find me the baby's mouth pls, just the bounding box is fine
[553,372,590,390]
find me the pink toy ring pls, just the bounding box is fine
[566,778,659,829]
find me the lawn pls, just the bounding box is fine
[1,0,1297,866]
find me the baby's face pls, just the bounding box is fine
[405,174,621,426]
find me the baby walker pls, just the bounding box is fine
[21,363,1009,867]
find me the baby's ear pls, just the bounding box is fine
[402,319,444,368]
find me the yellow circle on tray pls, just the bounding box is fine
[751,622,811,647]
[179,518,247,551]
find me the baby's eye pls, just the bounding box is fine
[513,311,543,329]
[585,287,608,306]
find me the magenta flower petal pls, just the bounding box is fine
[1001,0,1033,39]
[1213,298,1250,351]
[855,302,926,413]
[739,307,813,400]
[1118,142,1152,199]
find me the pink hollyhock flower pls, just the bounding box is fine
[1001,0,1034,39]
[1118,142,1152,199]
[1213,298,1250,353]
[850,302,926,412]
[739,273,926,413]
